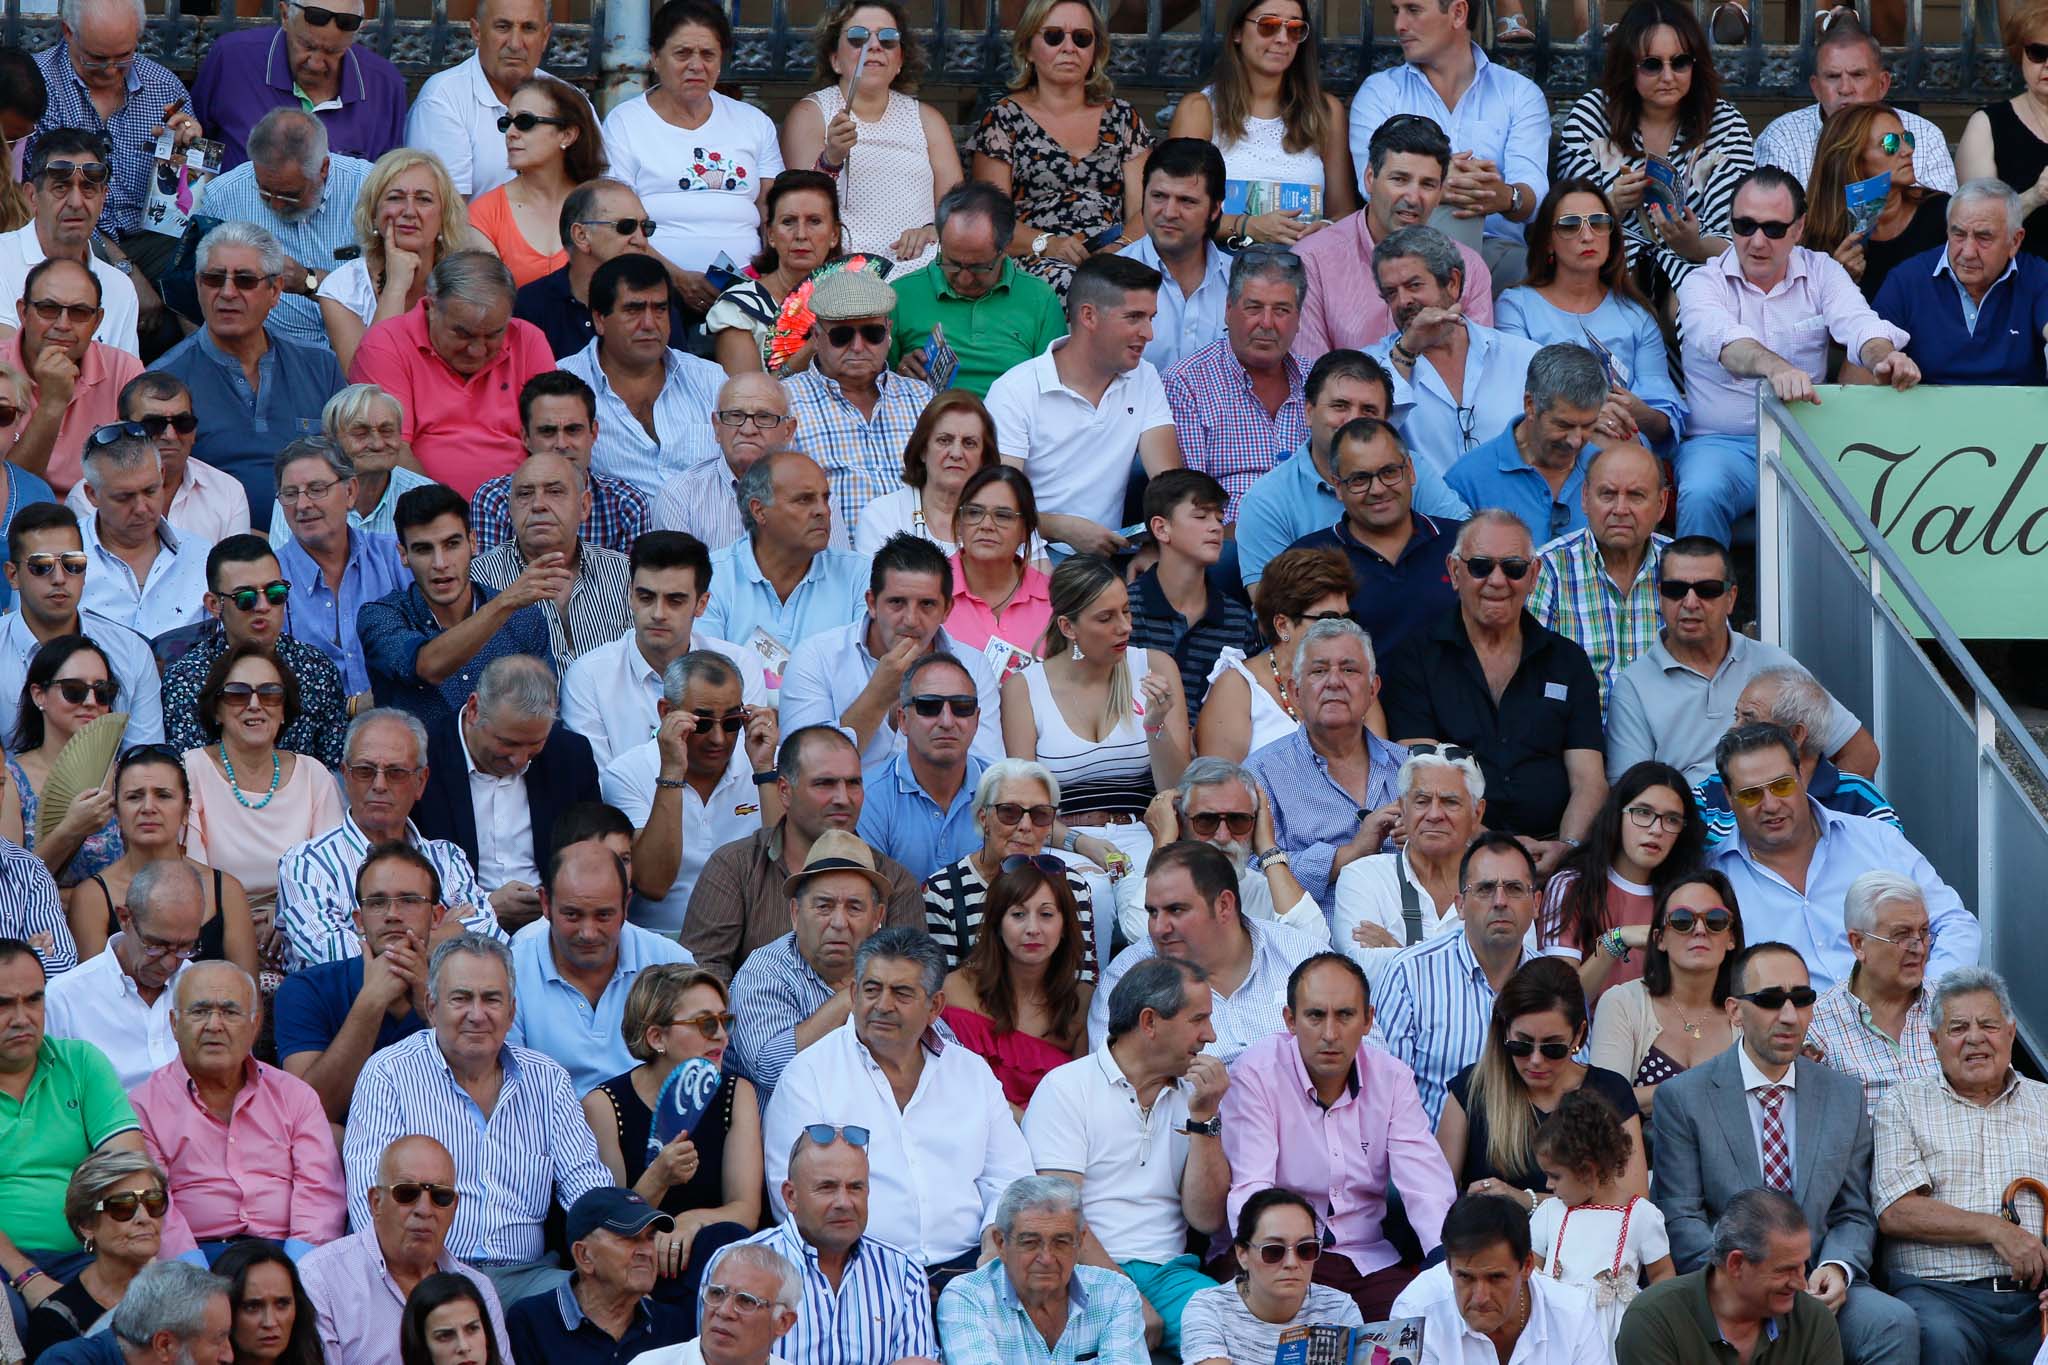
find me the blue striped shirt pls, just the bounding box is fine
[275,815,498,972]
[557,341,724,497]
[471,471,650,557]
[1242,727,1408,906]
[0,834,73,974]
[342,1030,611,1263]
[726,931,833,1106]
[1373,928,1536,1126]
[704,1220,937,1365]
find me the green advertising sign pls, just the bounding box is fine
[1777,385,2048,638]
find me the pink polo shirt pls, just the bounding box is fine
[1292,210,1494,365]
[131,1055,347,1256]
[945,552,1052,679]
[0,336,144,494]
[347,300,553,497]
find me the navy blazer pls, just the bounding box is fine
[412,710,602,880]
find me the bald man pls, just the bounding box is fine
[1526,441,1674,709]
[652,372,846,554]
[299,1135,511,1365]
[471,451,636,673]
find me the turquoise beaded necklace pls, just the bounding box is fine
[219,743,282,810]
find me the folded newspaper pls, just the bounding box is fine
[1274,1318,1424,1365]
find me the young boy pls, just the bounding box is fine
[1126,469,1260,722]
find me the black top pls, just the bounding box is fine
[595,1067,736,1216]
[1987,101,2048,262]
[93,867,227,962]
[1126,566,1260,723]
[1447,1063,1641,1191]
[1289,513,1464,662]
[1858,191,1950,302]
[25,1275,114,1361]
[1379,608,1606,837]
[502,1281,692,1365]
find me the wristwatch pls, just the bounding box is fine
[1182,1115,1222,1138]
[1030,231,1053,256]
[751,769,779,786]
[1507,183,1526,218]
[304,267,324,295]
[1253,847,1288,871]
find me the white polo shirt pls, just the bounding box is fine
[984,339,1174,534]
[559,629,770,767]
[0,222,140,355]
[1393,1262,1607,1365]
[1022,1045,1194,1264]
[78,512,212,640]
[599,736,765,933]
[43,936,188,1089]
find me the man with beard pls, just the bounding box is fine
[471,452,632,673]
[1142,757,1326,948]
[1118,139,1233,373]
[1444,343,1606,548]
[1295,115,1493,363]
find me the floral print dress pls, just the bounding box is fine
[968,96,1153,296]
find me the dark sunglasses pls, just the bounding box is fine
[1636,52,1695,74]
[137,411,199,437]
[688,709,747,734]
[51,679,117,706]
[1501,1038,1574,1060]
[801,1124,870,1147]
[1187,810,1255,837]
[1731,217,1796,240]
[1735,986,1818,1011]
[1001,853,1069,878]
[224,580,292,611]
[385,1181,458,1207]
[37,159,110,188]
[1408,742,1475,761]
[1248,14,1310,38]
[990,802,1056,828]
[221,681,286,706]
[89,421,152,449]
[1038,24,1095,47]
[1880,130,1916,156]
[909,693,978,719]
[0,403,18,426]
[1664,907,1733,935]
[95,1189,168,1221]
[1251,1238,1322,1265]
[1658,577,1729,601]
[579,217,659,239]
[27,299,100,325]
[21,551,88,577]
[2027,40,2048,62]
[1554,212,1614,235]
[843,23,901,47]
[120,742,185,764]
[198,268,277,291]
[1459,555,1531,581]
[497,111,570,133]
[825,322,890,348]
[294,3,365,29]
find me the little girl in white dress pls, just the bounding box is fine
[1530,1089,1677,1362]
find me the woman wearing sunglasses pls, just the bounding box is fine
[705,169,847,376]
[942,466,1051,681]
[1555,0,1753,305]
[25,1150,169,1359]
[941,854,1092,1116]
[782,1,964,269]
[1537,761,1705,1010]
[1497,180,1683,453]
[182,643,343,943]
[9,634,124,888]
[1181,1190,1363,1365]
[582,964,760,1306]
[1167,0,1356,247]
[1958,2,2048,262]
[320,148,487,372]
[1195,547,1359,764]
[1803,103,1948,303]
[1439,957,1648,1208]
[66,745,257,975]
[214,1241,324,1365]
[1590,869,1744,1119]
[469,75,607,289]
[399,1273,508,1365]
[969,0,1151,296]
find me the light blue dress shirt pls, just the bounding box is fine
[0,608,163,745]
[1494,287,1688,453]
[856,750,988,885]
[274,527,408,695]
[1235,439,1471,587]
[195,155,373,350]
[1443,417,1592,548]
[557,340,724,497]
[1119,235,1234,373]
[696,538,871,672]
[505,917,692,1096]
[1366,322,1545,477]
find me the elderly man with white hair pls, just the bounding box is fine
[1875,967,2048,1365]
[75,419,210,638]
[650,372,809,553]
[628,1243,799,1365]
[1141,756,1326,948]
[1873,178,2048,388]
[1695,664,1899,848]
[1807,870,1942,1120]
[1330,746,1490,995]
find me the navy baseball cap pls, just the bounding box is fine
[565,1187,676,1245]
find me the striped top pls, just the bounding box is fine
[703,1220,937,1365]
[275,815,500,972]
[471,540,634,673]
[0,833,73,974]
[921,853,1099,981]
[726,931,835,1106]
[1018,651,1161,817]
[341,1030,611,1263]
[1373,928,1537,1127]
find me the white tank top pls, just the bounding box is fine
[1020,649,1158,817]
[801,87,940,270]
[1205,85,1327,190]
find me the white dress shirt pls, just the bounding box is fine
[1022,1047,1196,1264]
[764,1018,1035,1265]
[1331,849,1469,997]
[460,717,539,891]
[77,512,212,639]
[42,936,189,1089]
[1393,1263,1607,1365]
[599,736,765,933]
[558,629,770,768]
[67,456,251,543]
[776,617,1004,770]
[1737,1043,1798,1171]
[0,222,140,354]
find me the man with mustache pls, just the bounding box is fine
[1296,115,1493,363]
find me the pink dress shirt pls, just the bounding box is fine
[1292,210,1493,365]
[299,1230,510,1365]
[347,301,554,497]
[945,552,1052,679]
[131,1056,347,1257]
[1219,1030,1459,1277]
[0,337,145,494]
[1676,245,1909,439]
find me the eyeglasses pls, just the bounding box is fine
[197,268,278,291]
[1334,461,1409,495]
[224,580,292,612]
[221,681,286,708]
[1862,926,1936,950]
[1636,52,1695,74]
[1734,986,1818,1011]
[383,1181,458,1207]
[1187,810,1255,837]
[702,1284,777,1316]
[801,1123,870,1147]
[1554,213,1614,235]
[843,23,901,47]
[579,217,659,240]
[137,930,200,961]
[1730,774,1800,808]
[95,1189,168,1221]
[293,3,365,30]
[137,411,199,437]
[941,254,1003,277]
[37,160,111,187]
[714,408,785,428]
[1001,853,1068,878]
[1248,14,1310,39]
[1624,803,1686,833]
[990,801,1056,828]
[279,479,341,503]
[825,322,890,348]
[908,694,978,718]
[670,1009,735,1039]
[360,893,433,913]
[1659,577,1729,601]
[1731,217,1796,240]
[1501,1038,1573,1059]
[1463,878,1535,900]
[497,111,571,133]
[51,679,117,706]
[1251,1238,1322,1264]
[27,295,102,327]
[1664,907,1733,935]
[20,552,88,577]
[958,504,1021,526]
[2028,40,2048,62]
[182,1002,249,1023]
[1458,555,1531,581]
[1880,130,1916,156]
[1038,24,1096,47]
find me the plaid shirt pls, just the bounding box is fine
[31,43,191,237]
[935,1261,1147,1365]
[1807,977,1940,1120]
[469,471,650,557]
[1161,339,1308,521]
[1874,1067,2048,1283]
[783,367,933,539]
[1527,528,1669,711]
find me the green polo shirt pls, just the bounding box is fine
[1614,1269,1841,1365]
[888,257,1069,396]
[0,1037,140,1252]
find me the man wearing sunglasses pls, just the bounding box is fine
[852,652,989,884]
[1753,21,1956,197]
[1872,177,2048,388]
[515,178,690,362]
[1442,342,1605,550]
[189,0,406,173]
[890,180,1067,397]
[1650,941,1917,1365]
[1704,722,1976,996]
[0,131,139,358]
[45,858,203,1090]
[74,419,209,639]
[1608,536,1879,787]
[1675,167,1917,545]
[1141,757,1326,947]
[63,373,251,544]
[1695,665,1899,849]
[0,257,141,498]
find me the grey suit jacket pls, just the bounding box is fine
[1649,1046,1877,1276]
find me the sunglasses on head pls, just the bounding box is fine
[89,421,152,449]
[1002,852,1068,878]
[51,679,117,706]
[825,322,890,348]
[1554,212,1614,235]
[991,801,1056,828]
[2027,40,2048,62]
[908,693,978,719]
[224,580,291,611]
[95,1189,168,1221]
[1187,809,1255,837]
[1664,906,1733,935]
[197,268,277,291]
[1636,52,1695,74]
[137,411,199,437]
[801,1123,870,1147]
[1735,986,1817,1011]
[687,709,747,734]
[1659,577,1729,601]
[1501,1038,1573,1059]
[497,111,570,133]
[21,551,87,578]
[1408,741,1475,762]
[843,23,901,47]
[385,1181,458,1207]
[1251,1238,1322,1265]
[1731,217,1796,240]
[1459,555,1531,581]
[1730,773,1799,808]
[1880,130,1916,156]
[579,217,659,240]
[1038,24,1095,47]
[294,3,365,29]
[1248,14,1310,38]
